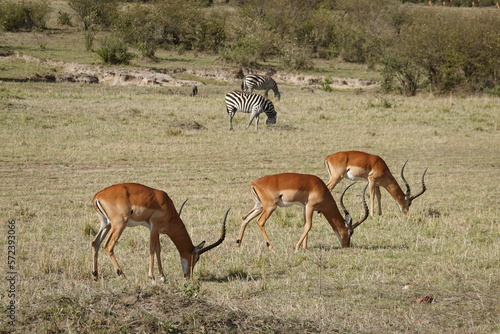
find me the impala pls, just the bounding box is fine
[236,173,369,250]
[324,151,427,216]
[91,183,229,280]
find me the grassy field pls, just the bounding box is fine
[1,9,499,333]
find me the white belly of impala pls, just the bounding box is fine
[278,200,305,208]
[127,219,152,230]
[346,168,367,181]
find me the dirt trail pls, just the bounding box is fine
[2,52,378,90]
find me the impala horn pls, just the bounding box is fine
[198,208,230,255]
[340,183,369,230]
[400,161,428,206]
[339,182,356,226]
[351,184,369,230]
[178,198,189,216]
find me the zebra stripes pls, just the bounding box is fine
[241,75,281,101]
[225,91,277,130]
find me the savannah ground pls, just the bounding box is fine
[1,5,499,334]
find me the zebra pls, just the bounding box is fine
[225,91,277,131]
[241,75,281,101]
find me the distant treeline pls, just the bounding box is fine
[1,0,499,95]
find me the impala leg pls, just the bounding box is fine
[368,180,376,217]
[300,206,308,249]
[149,231,165,281]
[325,170,343,191]
[104,223,127,278]
[237,204,263,247]
[91,219,111,280]
[257,207,277,249]
[295,205,314,251]
[375,186,382,215]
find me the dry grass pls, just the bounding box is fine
[1,15,499,333]
[1,78,498,333]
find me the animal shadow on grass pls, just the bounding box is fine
[199,273,264,283]
[309,244,409,251]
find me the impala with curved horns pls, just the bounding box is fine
[91,183,229,280]
[236,173,369,250]
[324,151,427,216]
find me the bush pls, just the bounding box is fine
[68,0,118,30]
[380,7,500,94]
[381,54,421,96]
[279,40,312,71]
[154,0,202,50]
[57,11,73,27]
[95,37,134,64]
[0,0,51,31]
[112,4,161,59]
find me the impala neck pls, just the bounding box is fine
[319,202,350,248]
[165,216,196,272]
[385,182,408,213]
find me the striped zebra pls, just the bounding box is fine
[241,75,281,101]
[225,91,277,131]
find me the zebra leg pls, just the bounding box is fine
[251,105,263,130]
[228,109,236,131]
[247,109,260,130]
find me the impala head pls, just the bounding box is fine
[181,208,229,278]
[338,183,369,246]
[400,161,428,213]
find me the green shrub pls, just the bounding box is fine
[68,0,118,30]
[95,37,134,65]
[112,4,161,59]
[381,54,421,96]
[320,77,333,92]
[484,86,500,97]
[279,41,312,71]
[0,0,51,31]
[380,7,499,94]
[57,11,73,27]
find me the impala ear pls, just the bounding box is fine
[195,241,206,252]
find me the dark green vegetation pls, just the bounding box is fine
[1,0,500,95]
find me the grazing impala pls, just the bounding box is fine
[236,173,369,250]
[91,183,229,280]
[324,151,427,216]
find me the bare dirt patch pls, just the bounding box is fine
[170,120,206,130]
[1,52,378,90]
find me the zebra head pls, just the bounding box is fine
[265,100,277,125]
